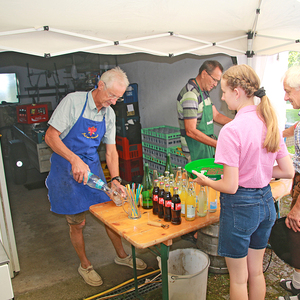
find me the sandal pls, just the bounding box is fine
[280,279,300,295]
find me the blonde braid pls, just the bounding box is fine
[223,64,280,153]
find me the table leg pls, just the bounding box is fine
[160,243,170,300]
[131,245,143,299]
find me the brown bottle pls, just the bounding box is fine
[158,181,165,219]
[163,184,172,222]
[152,179,159,215]
[171,187,181,225]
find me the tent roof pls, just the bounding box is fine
[1,0,300,58]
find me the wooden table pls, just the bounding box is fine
[89,179,292,300]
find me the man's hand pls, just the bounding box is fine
[70,156,90,185]
[286,203,300,232]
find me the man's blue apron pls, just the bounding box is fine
[46,93,110,215]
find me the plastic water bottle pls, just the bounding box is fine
[70,170,123,206]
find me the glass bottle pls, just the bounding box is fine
[185,186,196,221]
[164,170,170,182]
[169,173,175,197]
[163,184,172,222]
[141,163,153,209]
[152,179,159,215]
[180,179,188,217]
[152,169,159,186]
[209,192,218,213]
[197,185,208,217]
[158,181,165,219]
[164,153,174,175]
[71,170,123,206]
[182,169,188,181]
[175,167,182,182]
[164,176,169,189]
[171,186,181,225]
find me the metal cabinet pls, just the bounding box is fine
[12,125,53,173]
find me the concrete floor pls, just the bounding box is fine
[4,155,296,300]
[5,162,194,300]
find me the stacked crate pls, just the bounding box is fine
[141,126,188,176]
[112,83,143,182]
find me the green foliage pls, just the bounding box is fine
[286,109,300,123]
[287,146,295,154]
[288,51,300,68]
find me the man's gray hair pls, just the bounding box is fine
[100,66,130,89]
[283,66,300,90]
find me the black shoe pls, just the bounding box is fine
[280,279,300,295]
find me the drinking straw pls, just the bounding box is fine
[126,185,138,218]
[136,184,143,206]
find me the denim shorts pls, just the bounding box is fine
[218,184,276,258]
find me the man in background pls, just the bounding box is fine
[278,66,300,300]
[177,60,232,162]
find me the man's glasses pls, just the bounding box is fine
[103,82,123,101]
[206,71,220,84]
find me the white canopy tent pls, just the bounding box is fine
[0,0,300,61]
[0,0,300,280]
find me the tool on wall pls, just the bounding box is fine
[23,63,68,104]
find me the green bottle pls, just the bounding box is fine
[164,153,174,175]
[142,163,153,209]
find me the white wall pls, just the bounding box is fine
[118,54,235,134]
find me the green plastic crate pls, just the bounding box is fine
[141,126,181,148]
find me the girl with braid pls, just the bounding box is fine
[193,64,294,300]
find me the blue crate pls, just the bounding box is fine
[123,83,138,103]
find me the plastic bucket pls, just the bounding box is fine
[158,248,210,300]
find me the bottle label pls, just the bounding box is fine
[181,204,185,214]
[165,200,172,207]
[172,202,181,210]
[210,201,217,211]
[159,197,164,205]
[153,195,158,202]
[175,203,181,210]
[186,205,195,218]
[95,179,104,189]
[87,171,92,181]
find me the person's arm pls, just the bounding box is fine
[184,118,217,147]
[192,164,239,194]
[105,143,121,186]
[272,155,294,179]
[45,126,89,184]
[212,105,232,125]
[283,122,298,138]
[286,198,300,232]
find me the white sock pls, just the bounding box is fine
[278,296,298,300]
[293,269,300,289]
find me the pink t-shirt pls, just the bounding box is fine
[215,105,289,188]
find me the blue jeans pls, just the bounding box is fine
[218,184,276,258]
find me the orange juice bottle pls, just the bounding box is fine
[180,180,187,217]
[185,186,196,221]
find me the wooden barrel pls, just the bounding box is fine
[196,222,228,274]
